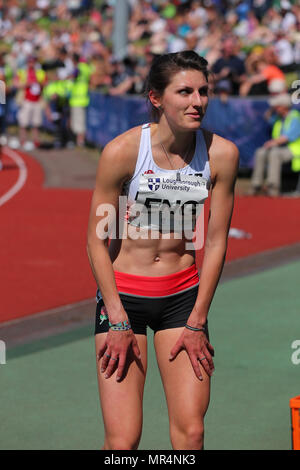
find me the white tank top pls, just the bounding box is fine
[122,123,211,231]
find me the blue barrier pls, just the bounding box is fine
[86,93,272,168]
[6,92,300,168]
[86,93,148,148]
[202,98,271,168]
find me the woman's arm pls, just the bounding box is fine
[87,138,129,323]
[169,135,239,380]
[87,130,141,380]
[189,136,239,327]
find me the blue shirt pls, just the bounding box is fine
[269,110,300,142]
[281,113,300,142]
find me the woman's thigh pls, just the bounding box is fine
[95,332,148,447]
[154,328,210,436]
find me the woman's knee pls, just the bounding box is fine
[185,423,204,449]
[103,432,142,450]
[170,421,204,450]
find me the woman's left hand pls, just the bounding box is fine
[169,329,215,381]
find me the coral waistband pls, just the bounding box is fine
[114,264,199,297]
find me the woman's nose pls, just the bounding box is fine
[191,91,203,107]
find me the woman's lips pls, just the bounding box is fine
[186,113,201,118]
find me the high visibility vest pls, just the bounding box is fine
[78,62,92,81]
[4,65,13,87]
[43,79,73,100]
[272,110,300,172]
[43,81,58,100]
[17,67,46,85]
[61,79,74,97]
[69,80,89,107]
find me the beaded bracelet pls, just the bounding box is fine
[185,323,206,332]
[108,319,132,331]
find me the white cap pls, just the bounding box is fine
[268,93,291,108]
[268,79,286,94]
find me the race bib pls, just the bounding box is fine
[127,172,209,232]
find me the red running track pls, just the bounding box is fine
[1,149,300,323]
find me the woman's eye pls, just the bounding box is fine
[179,89,189,95]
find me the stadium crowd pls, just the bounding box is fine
[0,0,299,152]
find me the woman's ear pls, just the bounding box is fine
[148,90,162,110]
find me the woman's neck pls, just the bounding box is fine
[152,120,196,157]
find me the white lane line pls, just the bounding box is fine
[0,147,28,207]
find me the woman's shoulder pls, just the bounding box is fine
[98,125,144,174]
[201,128,239,161]
[103,125,143,159]
[201,129,239,181]
[95,125,145,185]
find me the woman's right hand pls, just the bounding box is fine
[97,328,141,382]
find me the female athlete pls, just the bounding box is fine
[87,51,239,450]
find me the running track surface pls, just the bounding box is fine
[2,259,300,450]
[1,148,300,323]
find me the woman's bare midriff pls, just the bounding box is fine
[109,229,195,276]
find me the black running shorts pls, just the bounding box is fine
[94,285,209,336]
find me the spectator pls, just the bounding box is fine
[252,0,273,21]
[211,35,247,95]
[15,54,46,150]
[0,53,14,146]
[249,93,300,196]
[89,55,111,93]
[0,0,298,152]
[56,47,75,80]
[69,58,90,147]
[43,69,73,148]
[108,58,135,96]
[279,0,297,32]
[239,54,286,96]
[214,79,232,103]
[274,30,296,72]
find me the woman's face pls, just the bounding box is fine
[158,69,209,131]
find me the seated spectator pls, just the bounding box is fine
[249,93,300,196]
[211,35,247,95]
[239,56,286,96]
[108,58,135,96]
